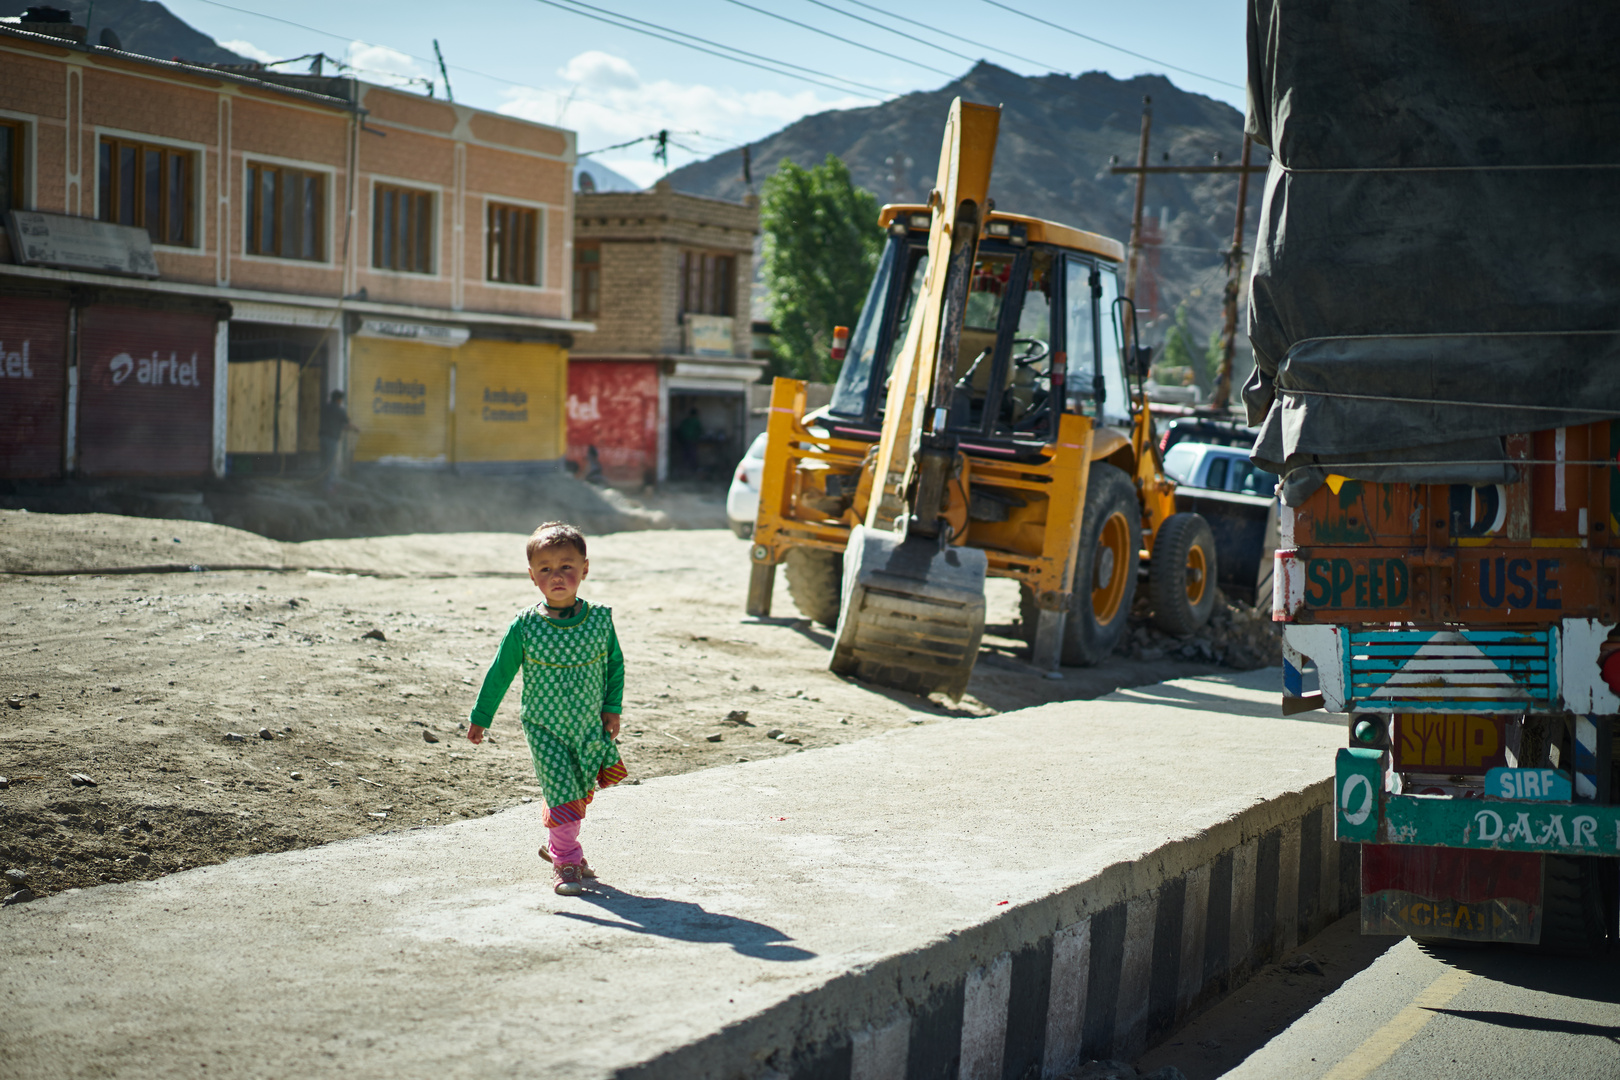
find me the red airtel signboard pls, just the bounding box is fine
[566,360,660,485]
[0,297,69,478]
[77,305,217,476]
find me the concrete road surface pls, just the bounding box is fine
[1227,935,1620,1079]
[2,668,1343,1080]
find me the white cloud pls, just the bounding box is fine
[498,50,866,187]
[219,38,279,64]
[558,51,640,92]
[344,41,433,91]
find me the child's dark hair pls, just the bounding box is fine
[526,521,587,562]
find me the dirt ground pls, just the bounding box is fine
[0,508,1228,902]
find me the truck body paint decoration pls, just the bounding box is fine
[1338,749,1620,854]
[1484,767,1573,802]
[1360,844,1542,944]
[1392,714,1507,773]
[1343,629,1556,714]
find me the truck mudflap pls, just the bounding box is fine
[1335,747,1620,855]
[1361,844,1542,944]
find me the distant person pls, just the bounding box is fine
[465,522,627,896]
[675,407,703,475]
[319,390,358,490]
[584,444,605,485]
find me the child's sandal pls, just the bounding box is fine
[552,862,585,896]
[539,844,598,879]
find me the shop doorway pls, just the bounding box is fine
[668,389,745,483]
[226,323,332,475]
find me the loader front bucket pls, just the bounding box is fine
[829,524,987,700]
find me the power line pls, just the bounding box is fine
[827,0,1066,73]
[185,0,727,139]
[720,0,955,77]
[532,0,892,100]
[975,0,1244,90]
[797,0,974,65]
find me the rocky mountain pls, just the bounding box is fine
[666,62,1267,388]
[0,0,251,65]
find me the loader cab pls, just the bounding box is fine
[827,207,1132,453]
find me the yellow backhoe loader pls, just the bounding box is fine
[745,99,1217,698]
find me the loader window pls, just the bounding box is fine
[953,253,1018,391]
[1063,259,1097,416]
[832,238,929,418]
[998,249,1055,432]
[1064,260,1131,426]
[831,237,901,416]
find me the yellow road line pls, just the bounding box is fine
[1319,967,1476,1080]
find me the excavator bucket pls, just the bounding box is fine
[829,525,987,700]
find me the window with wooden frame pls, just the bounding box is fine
[487,202,540,286]
[0,120,24,217]
[97,136,196,246]
[573,242,600,319]
[244,162,325,261]
[679,250,735,317]
[372,183,434,274]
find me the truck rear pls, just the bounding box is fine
[1246,1,1620,948]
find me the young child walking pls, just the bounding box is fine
[467,522,628,895]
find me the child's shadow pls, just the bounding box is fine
[554,883,816,962]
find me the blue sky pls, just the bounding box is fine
[171,0,1248,186]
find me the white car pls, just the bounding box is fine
[726,432,769,538]
[1162,441,1279,497]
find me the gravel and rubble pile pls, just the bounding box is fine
[1123,592,1282,670]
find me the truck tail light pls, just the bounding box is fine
[830,325,849,362]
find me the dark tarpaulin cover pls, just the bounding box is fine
[1242,1,1620,503]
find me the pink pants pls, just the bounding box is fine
[548,818,584,865]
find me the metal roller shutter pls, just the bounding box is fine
[348,337,450,464]
[565,360,660,485]
[0,296,69,478]
[77,305,217,477]
[452,339,567,464]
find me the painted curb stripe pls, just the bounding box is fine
[628,795,1362,1080]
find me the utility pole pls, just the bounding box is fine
[1112,138,1266,411]
[1213,135,1255,410]
[1124,97,1153,308]
[433,39,454,103]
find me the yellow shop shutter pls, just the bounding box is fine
[452,339,567,463]
[349,338,451,464]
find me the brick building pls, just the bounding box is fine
[0,14,587,480]
[567,181,764,485]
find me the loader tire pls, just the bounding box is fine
[1061,464,1140,666]
[1540,855,1613,954]
[784,548,844,627]
[1149,512,1218,637]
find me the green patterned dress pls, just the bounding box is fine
[469,600,627,826]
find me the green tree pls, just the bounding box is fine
[1157,301,1226,391]
[1204,324,1226,387]
[1158,301,1196,371]
[761,155,881,383]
